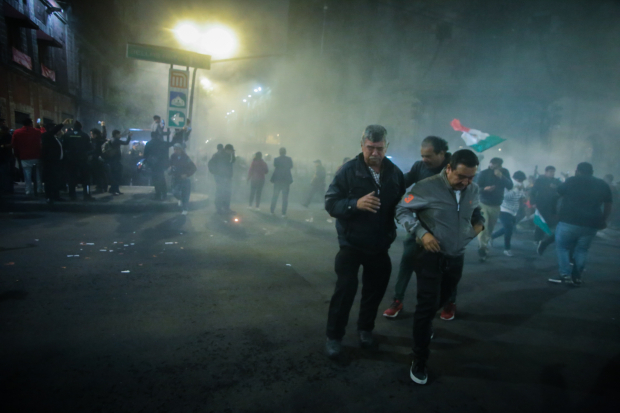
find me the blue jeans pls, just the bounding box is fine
[172,177,191,210]
[555,222,597,278]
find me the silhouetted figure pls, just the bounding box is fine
[270,147,293,217]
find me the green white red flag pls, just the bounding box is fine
[451,119,506,152]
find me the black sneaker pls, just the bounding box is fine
[548,276,573,284]
[358,330,375,348]
[478,248,487,262]
[571,276,582,286]
[325,338,342,359]
[410,360,428,385]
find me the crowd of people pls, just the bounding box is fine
[0,115,194,213]
[323,125,614,386]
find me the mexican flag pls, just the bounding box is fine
[451,119,506,152]
[533,209,553,236]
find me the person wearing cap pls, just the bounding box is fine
[0,117,13,196]
[169,143,197,215]
[11,118,43,196]
[208,143,236,214]
[61,121,95,201]
[302,159,326,208]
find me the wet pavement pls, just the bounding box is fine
[1,203,619,412]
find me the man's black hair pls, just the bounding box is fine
[279,147,286,155]
[421,136,448,154]
[489,157,503,165]
[112,130,121,137]
[513,170,527,181]
[361,124,387,144]
[74,121,82,130]
[449,149,479,169]
[22,118,33,126]
[90,128,102,138]
[153,115,161,120]
[224,144,234,150]
[576,162,593,176]
[545,165,556,172]
[216,143,223,150]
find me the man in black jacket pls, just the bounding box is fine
[41,119,71,204]
[383,136,451,319]
[474,157,513,261]
[61,121,94,201]
[144,131,174,200]
[208,143,236,214]
[324,125,406,358]
[270,147,294,217]
[531,166,562,255]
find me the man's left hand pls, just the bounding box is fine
[473,223,485,236]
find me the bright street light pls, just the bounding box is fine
[231,110,235,113]
[173,22,238,59]
[243,99,247,102]
[200,77,213,90]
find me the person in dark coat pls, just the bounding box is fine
[89,123,108,193]
[41,119,71,204]
[474,157,513,261]
[169,143,197,214]
[247,151,269,209]
[208,143,236,214]
[270,147,294,217]
[531,165,562,255]
[103,129,131,195]
[324,125,406,359]
[61,121,94,201]
[144,131,174,200]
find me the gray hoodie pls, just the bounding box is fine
[395,169,484,257]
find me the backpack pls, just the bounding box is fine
[101,140,118,159]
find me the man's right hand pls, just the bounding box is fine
[421,233,441,252]
[356,191,381,213]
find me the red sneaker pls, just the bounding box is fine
[440,303,456,321]
[383,299,403,318]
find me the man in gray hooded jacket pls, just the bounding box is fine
[395,149,485,385]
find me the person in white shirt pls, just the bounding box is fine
[491,170,527,256]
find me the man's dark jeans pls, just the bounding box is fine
[214,176,232,212]
[413,252,464,362]
[393,234,457,304]
[270,182,290,215]
[152,168,167,200]
[326,246,392,340]
[492,211,516,250]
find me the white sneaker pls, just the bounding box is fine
[178,200,182,207]
[503,250,514,257]
[181,210,188,215]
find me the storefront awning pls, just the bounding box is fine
[3,2,39,30]
[36,30,63,48]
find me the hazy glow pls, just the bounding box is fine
[174,23,237,59]
[200,77,213,89]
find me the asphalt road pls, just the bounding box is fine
[1,203,619,413]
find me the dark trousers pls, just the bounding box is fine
[41,160,61,200]
[413,252,464,362]
[172,177,191,210]
[249,179,264,207]
[90,158,107,192]
[492,212,516,250]
[302,183,325,207]
[326,247,392,340]
[0,160,12,195]
[65,157,89,196]
[214,176,232,212]
[107,161,122,193]
[393,234,457,304]
[270,182,290,215]
[152,168,167,199]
